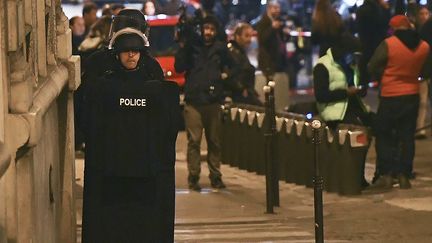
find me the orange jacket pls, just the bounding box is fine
[380,36,429,97]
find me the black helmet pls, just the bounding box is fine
[109,9,148,40]
[110,30,148,53]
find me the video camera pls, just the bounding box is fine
[175,5,204,45]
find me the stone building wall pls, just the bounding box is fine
[0,0,79,242]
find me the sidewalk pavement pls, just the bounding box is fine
[76,131,432,242]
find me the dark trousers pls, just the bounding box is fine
[375,95,419,176]
[184,103,222,180]
[82,169,175,243]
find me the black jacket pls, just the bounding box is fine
[256,13,286,76]
[227,40,261,105]
[420,18,432,47]
[355,0,390,56]
[227,41,255,92]
[174,40,232,105]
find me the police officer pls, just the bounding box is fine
[81,29,180,242]
[75,9,163,151]
[80,8,163,82]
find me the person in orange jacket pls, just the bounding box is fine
[368,15,431,190]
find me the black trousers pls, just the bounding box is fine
[375,94,419,176]
[82,169,175,243]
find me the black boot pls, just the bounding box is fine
[210,177,226,189]
[398,173,411,189]
[188,175,201,191]
[363,174,393,194]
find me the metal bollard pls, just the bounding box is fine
[263,83,275,213]
[268,81,280,207]
[311,119,324,243]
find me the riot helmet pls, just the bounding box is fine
[109,9,149,43]
[109,29,148,53]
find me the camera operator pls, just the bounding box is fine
[175,15,233,191]
[176,0,227,44]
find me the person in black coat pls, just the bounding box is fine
[175,15,232,191]
[255,0,286,78]
[227,22,262,106]
[74,9,164,151]
[81,30,180,243]
[355,0,390,83]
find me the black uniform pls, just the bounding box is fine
[81,56,180,243]
[74,48,164,148]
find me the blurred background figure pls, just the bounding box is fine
[415,5,431,139]
[256,0,286,78]
[82,2,98,36]
[142,0,157,16]
[111,3,125,16]
[227,22,262,106]
[70,16,85,56]
[355,0,390,85]
[101,4,113,16]
[311,0,345,57]
[420,6,432,139]
[161,0,182,15]
[78,15,112,58]
[101,3,125,17]
[214,0,233,29]
[416,5,431,30]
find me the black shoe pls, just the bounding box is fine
[415,133,427,140]
[188,175,201,191]
[361,178,370,189]
[398,174,411,189]
[188,182,202,191]
[372,175,393,188]
[210,178,226,189]
[364,175,393,194]
[407,171,417,180]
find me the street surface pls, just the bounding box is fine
[73,86,432,243]
[75,125,432,242]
